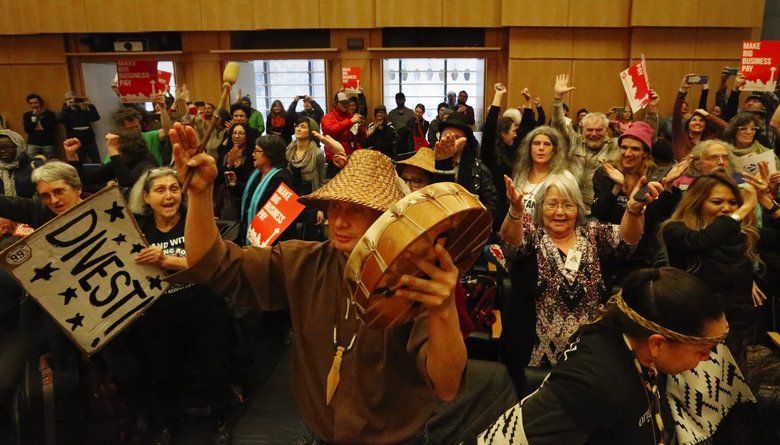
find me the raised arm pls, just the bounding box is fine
[170,122,220,265]
[155,94,171,142]
[619,178,661,244]
[551,74,576,150]
[499,175,525,245]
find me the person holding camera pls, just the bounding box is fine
[58,91,101,163]
[22,93,58,159]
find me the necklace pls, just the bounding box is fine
[622,334,667,445]
[522,170,550,195]
[325,297,358,405]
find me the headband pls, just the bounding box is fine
[610,291,728,344]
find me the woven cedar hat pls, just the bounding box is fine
[396,148,435,173]
[298,149,404,211]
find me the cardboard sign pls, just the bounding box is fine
[0,186,168,356]
[117,60,163,103]
[740,41,780,92]
[619,57,652,113]
[342,66,361,92]
[734,150,778,175]
[247,182,305,247]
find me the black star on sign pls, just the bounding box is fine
[91,338,101,348]
[131,243,144,254]
[112,233,127,245]
[65,313,85,331]
[147,275,163,290]
[31,262,59,282]
[59,287,78,305]
[104,201,125,222]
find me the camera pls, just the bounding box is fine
[74,98,85,103]
[686,74,709,85]
[724,67,739,76]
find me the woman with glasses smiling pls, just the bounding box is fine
[722,111,780,175]
[497,172,661,389]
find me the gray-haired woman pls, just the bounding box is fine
[498,172,660,384]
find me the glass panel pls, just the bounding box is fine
[250,59,327,118]
[382,58,485,127]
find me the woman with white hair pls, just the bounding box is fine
[498,172,661,387]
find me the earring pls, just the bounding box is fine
[648,358,658,380]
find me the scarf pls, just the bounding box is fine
[0,161,18,197]
[241,167,282,246]
[0,129,25,197]
[732,139,771,159]
[286,140,322,191]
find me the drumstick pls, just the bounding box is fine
[181,61,240,194]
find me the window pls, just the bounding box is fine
[246,59,327,118]
[382,58,485,127]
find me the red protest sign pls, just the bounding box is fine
[247,182,305,247]
[342,66,361,91]
[116,60,159,103]
[157,70,172,93]
[741,40,780,92]
[619,58,651,113]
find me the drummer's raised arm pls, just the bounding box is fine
[499,175,525,245]
[170,122,221,266]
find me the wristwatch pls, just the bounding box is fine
[730,213,743,223]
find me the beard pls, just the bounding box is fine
[584,137,605,150]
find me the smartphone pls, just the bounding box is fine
[194,101,205,107]
[724,67,739,76]
[74,98,85,103]
[614,107,625,113]
[686,74,710,85]
[633,166,672,202]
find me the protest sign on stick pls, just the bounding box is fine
[740,41,780,92]
[247,182,305,247]
[619,56,652,113]
[0,185,168,356]
[342,67,362,94]
[117,60,162,103]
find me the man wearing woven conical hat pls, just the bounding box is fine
[397,148,435,192]
[169,123,466,444]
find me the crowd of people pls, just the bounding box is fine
[0,65,780,444]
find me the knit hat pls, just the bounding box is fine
[0,129,26,159]
[396,148,435,173]
[618,121,653,152]
[303,117,319,134]
[240,95,252,106]
[298,149,404,212]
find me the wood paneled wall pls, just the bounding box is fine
[0,0,766,136]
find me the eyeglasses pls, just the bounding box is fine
[401,176,424,187]
[737,126,758,133]
[39,186,72,202]
[542,201,578,213]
